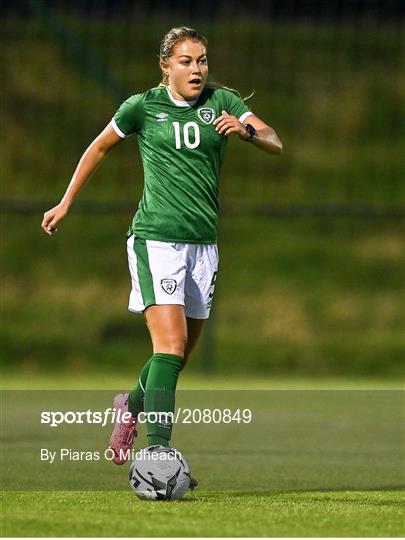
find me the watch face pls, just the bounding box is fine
[246,124,256,139]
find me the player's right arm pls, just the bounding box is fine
[41,123,122,235]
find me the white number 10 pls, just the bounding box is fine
[173,121,200,149]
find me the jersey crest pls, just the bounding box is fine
[161,278,177,295]
[197,107,215,125]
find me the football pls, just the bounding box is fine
[129,445,191,500]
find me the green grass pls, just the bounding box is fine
[2,373,403,390]
[1,374,404,536]
[2,490,404,537]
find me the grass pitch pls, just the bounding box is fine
[2,490,404,537]
[1,374,404,536]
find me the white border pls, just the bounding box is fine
[166,86,198,107]
[111,118,127,138]
[239,111,254,124]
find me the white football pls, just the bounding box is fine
[129,445,191,500]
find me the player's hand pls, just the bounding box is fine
[213,110,249,139]
[41,203,69,235]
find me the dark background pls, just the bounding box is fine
[3,0,405,20]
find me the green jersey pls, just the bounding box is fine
[112,86,251,243]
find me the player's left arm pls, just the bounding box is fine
[213,110,283,155]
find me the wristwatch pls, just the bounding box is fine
[244,123,256,141]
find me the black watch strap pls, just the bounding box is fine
[244,123,256,141]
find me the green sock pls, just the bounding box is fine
[128,357,153,417]
[144,353,183,447]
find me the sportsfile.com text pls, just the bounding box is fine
[40,408,253,427]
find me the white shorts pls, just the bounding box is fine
[127,235,219,319]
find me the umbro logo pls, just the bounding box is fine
[156,112,168,122]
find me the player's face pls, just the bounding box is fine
[162,39,208,101]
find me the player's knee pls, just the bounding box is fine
[158,335,187,359]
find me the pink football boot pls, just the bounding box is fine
[108,392,137,465]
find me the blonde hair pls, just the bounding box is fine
[158,26,253,100]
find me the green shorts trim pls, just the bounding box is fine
[133,237,156,308]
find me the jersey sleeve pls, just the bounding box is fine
[111,94,145,138]
[224,90,253,123]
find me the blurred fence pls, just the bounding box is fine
[2,1,404,377]
[3,0,404,206]
[1,199,405,218]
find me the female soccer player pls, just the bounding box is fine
[41,27,282,468]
